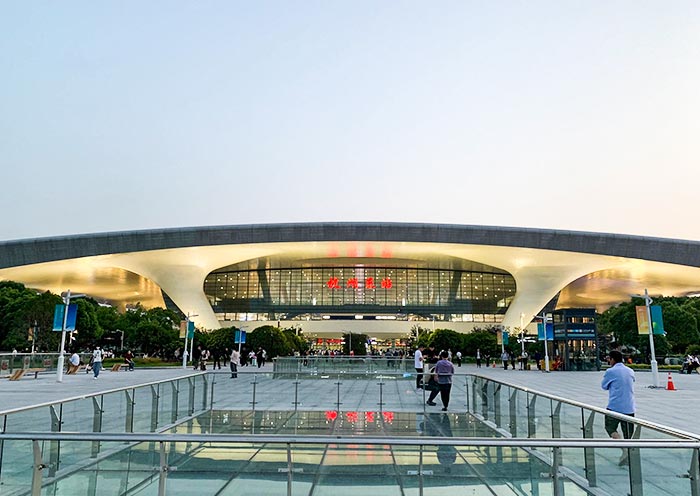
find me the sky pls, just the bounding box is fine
[1,1,699,242]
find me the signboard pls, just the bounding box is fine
[636,306,650,335]
[180,321,187,339]
[537,322,554,341]
[234,329,247,344]
[651,305,665,335]
[187,321,195,339]
[52,304,77,332]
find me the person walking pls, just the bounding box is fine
[230,348,240,379]
[501,350,509,370]
[601,350,636,465]
[476,349,482,368]
[455,350,462,367]
[414,345,425,390]
[91,346,103,379]
[434,350,455,411]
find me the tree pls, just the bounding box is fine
[463,328,499,357]
[248,325,291,358]
[429,329,462,354]
[342,332,368,356]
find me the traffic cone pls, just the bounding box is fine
[492,362,496,368]
[666,372,676,391]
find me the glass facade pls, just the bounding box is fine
[204,259,516,323]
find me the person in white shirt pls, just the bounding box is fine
[414,345,425,390]
[230,349,240,379]
[92,346,103,379]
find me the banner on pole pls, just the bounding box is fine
[28,327,34,342]
[180,321,187,339]
[234,330,247,344]
[651,305,665,335]
[537,322,554,340]
[187,321,195,339]
[52,304,78,332]
[636,306,650,335]
[502,331,509,346]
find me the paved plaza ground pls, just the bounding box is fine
[2,363,699,436]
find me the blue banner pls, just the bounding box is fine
[651,305,665,335]
[235,330,247,344]
[65,304,77,331]
[537,322,554,341]
[53,304,77,331]
[502,331,509,345]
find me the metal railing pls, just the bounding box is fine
[1,432,698,496]
[273,355,412,374]
[0,353,93,375]
[0,372,210,492]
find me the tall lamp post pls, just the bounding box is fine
[520,313,526,362]
[633,289,659,388]
[56,290,85,383]
[536,312,551,372]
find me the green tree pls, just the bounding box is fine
[429,328,462,355]
[342,332,368,356]
[248,325,291,358]
[463,328,499,357]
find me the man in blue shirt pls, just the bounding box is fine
[601,350,636,464]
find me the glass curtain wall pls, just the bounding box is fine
[204,264,515,323]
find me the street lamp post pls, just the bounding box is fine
[633,289,659,388]
[536,312,551,372]
[31,321,38,354]
[56,290,85,383]
[520,313,526,362]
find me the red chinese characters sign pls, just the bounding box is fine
[326,277,392,290]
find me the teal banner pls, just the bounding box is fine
[187,321,195,339]
[502,331,509,345]
[651,305,665,335]
[52,304,65,331]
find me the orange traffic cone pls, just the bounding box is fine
[666,372,676,391]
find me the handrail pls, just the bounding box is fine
[0,371,206,416]
[0,431,699,448]
[471,373,700,441]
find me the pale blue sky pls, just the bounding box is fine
[1,2,698,241]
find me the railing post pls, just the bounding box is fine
[287,443,293,496]
[377,379,385,412]
[158,441,168,496]
[124,390,135,433]
[171,381,179,423]
[188,377,195,416]
[465,375,470,411]
[583,411,597,487]
[493,384,502,428]
[92,396,103,457]
[48,405,61,477]
[480,379,489,419]
[31,440,44,496]
[202,374,209,411]
[690,448,700,496]
[335,375,342,411]
[552,446,564,496]
[250,374,258,411]
[150,385,159,432]
[527,394,537,438]
[509,389,518,437]
[551,402,562,438]
[628,445,644,496]
[293,374,300,411]
[209,373,215,411]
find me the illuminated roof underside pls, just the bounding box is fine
[0,223,698,331]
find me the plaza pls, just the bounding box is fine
[1,362,699,495]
